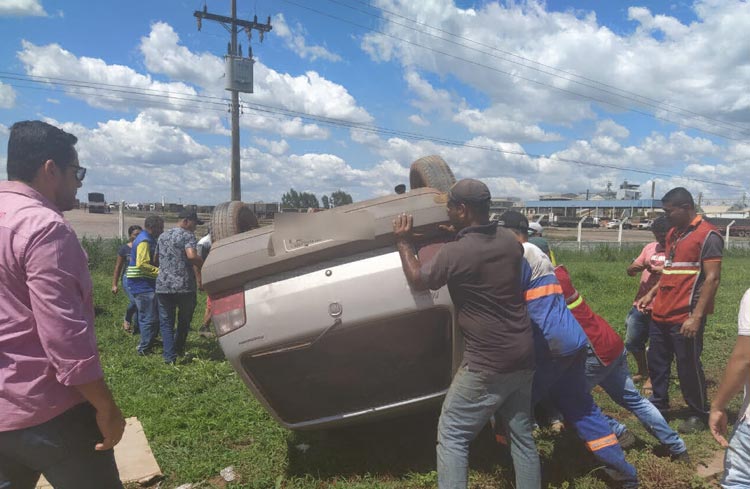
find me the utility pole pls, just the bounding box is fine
[194,1,272,201]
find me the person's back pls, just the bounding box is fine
[127,229,157,294]
[521,242,588,359]
[156,226,197,294]
[424,223,534,373]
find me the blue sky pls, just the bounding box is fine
[1,0,748,205]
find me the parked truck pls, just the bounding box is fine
[87,192,106,214]
[705,217,750,237]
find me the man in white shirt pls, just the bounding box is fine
[709,288,750,487]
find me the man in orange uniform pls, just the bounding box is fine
[637,187,723,434]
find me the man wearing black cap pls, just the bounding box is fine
[497,210,638,488]
[155,210,205,364]
[393,179,540,489]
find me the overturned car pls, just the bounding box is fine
[202,157,463,430]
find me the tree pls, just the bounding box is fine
[331,190,353,207]
[281,188,320,209]
[281,188,301,209]
[299,192,320,209]
[321,195,330,209]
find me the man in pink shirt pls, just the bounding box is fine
[0,121,125,488]
[625,216,670,392]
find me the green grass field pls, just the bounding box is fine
[84,238,748,489]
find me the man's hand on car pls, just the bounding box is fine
[393,213,414,242]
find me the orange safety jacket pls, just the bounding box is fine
[651,216,722,324]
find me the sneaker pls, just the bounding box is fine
[678,416,707,434]
[671,450,691,465]
[617,430,637,450]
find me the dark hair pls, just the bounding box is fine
[661,187,694,209]
[465,200,490,219]
[652,216,670,233]
[127,225,143,236]
[7,120,78,183]
[144,215,164,231]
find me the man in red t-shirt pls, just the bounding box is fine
[555,264,688,461]
[625,216,670,391]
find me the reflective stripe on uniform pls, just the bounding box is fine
[525,283,563,301]
[670,261,700,267]
[586,433,618,452]
[567,295,583,310]
[662,269,699,275]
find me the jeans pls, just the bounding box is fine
[585,350,686,455]
[624,306,650,354]
[135,291,159,354]
[648,319,708,417]
[723,420,750,488]
[0,403,122,489]
[438,367,540,489]
[121,276,138,327]
[157,292,197,363]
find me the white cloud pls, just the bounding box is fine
[595,120,630,139]
[405,71,454,114]
[18,40,206,114]
[408,114,430,126]
[272,13,342,62]
[254,137,290,155]
[452,107,562,142]
[0,83,16,108]
[361,0,750,134]
[139,22,371,134]
[0,0,46,16]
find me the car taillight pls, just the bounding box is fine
[211,288,246,337]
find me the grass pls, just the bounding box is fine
[84,239,745,488]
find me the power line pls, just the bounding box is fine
[334,0,750,136]
[280,0,749,142]
[3,73,743,189]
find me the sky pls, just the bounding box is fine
[0,0,748,206]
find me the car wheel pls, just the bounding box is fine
[739,230,747,238]
[409,155,457,192]
[211,201,259,242]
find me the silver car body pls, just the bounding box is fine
[203,189,462,430]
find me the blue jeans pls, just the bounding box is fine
[624,306,649,353]
[0,403,122,489]
[438,367,540,489]
[723,420,750,488]
[135,291,159,354]
[585,350,686,455]
[157,292,197,363]
[121,276,138,327]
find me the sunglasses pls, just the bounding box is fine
[69,165,87,182]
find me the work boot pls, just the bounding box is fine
[617,430,637,450]
[671,450,692,465]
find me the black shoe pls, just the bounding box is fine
[617,430,637,450]
[137,349,151,356]
[671,450,691,465]
[678,416,707,434]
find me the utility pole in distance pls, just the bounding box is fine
[194,1,272,201]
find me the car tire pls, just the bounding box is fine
[211,201,258,242]
[409,155,456,192]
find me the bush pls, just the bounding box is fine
[80,236,121,272]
